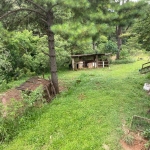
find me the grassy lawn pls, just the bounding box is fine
[1,60,150,150]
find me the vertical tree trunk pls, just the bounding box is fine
[116,25,122,59]
[92,37,97,53]
[92,39,96,52]
[47,10,59,94]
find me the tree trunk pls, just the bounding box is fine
[116,25,122,59]
[92,39,96,52]
[46,10,59,94]
[92,38,97,53]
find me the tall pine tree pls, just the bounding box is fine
[111,0,146,59]
[0,0,90,93]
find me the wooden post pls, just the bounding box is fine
[103,61,104,68]
[45,86,51,101]
[72,58,75,70]
[74,62,77,70]
[96,55,98,68]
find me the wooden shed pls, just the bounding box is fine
[71,53,111,70]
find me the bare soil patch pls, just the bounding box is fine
[0,76,67,108]
[120,132,147,150]
[120,123,149,150]
[1,89,22,104]
[0,76,55,104]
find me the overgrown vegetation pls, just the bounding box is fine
[123,134,134,146]
[0,87,45,142]
[143,129,150,140]
[0,0,150,149]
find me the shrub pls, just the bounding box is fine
[111,58,135,64]
[120,49,130,59]
[143,129,150,140]
[22,86,46,107]
[144,141,150,149]
[0,80,10,93]
[104,40,118,54]
[124,134,134,146]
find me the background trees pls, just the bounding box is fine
[0,0,90,93]
[133,4,150,51]
[0,0,149,92]
[0,26,49,81]
[110,0,147,59]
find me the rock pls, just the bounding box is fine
[143,83,150,91]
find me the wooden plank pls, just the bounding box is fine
[45,86,52,100]
[142,62,150,68]
[140,66,150,74]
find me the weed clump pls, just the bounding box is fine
[143,129,150,140]
[123,134,134,146]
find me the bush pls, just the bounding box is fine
[0,80,10,92]
[144,141,150,149]
[111,58,135,64]
[143,129,150,140]
[120,49,130,59]
[104,40,118,54]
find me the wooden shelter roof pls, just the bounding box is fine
[71,53,111,58]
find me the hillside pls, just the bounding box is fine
[1,60,150,150]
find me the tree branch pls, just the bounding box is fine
[41,50,55,57]
[50,3,59,10]
[125,24,130,31]
[25,0,47,13]
[14,11,33,27]
[40,18,48,25]
[42,50,50,57]
[0,8,45,20]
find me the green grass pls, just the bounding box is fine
[0,76,29,93]
[1,59,150,150]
